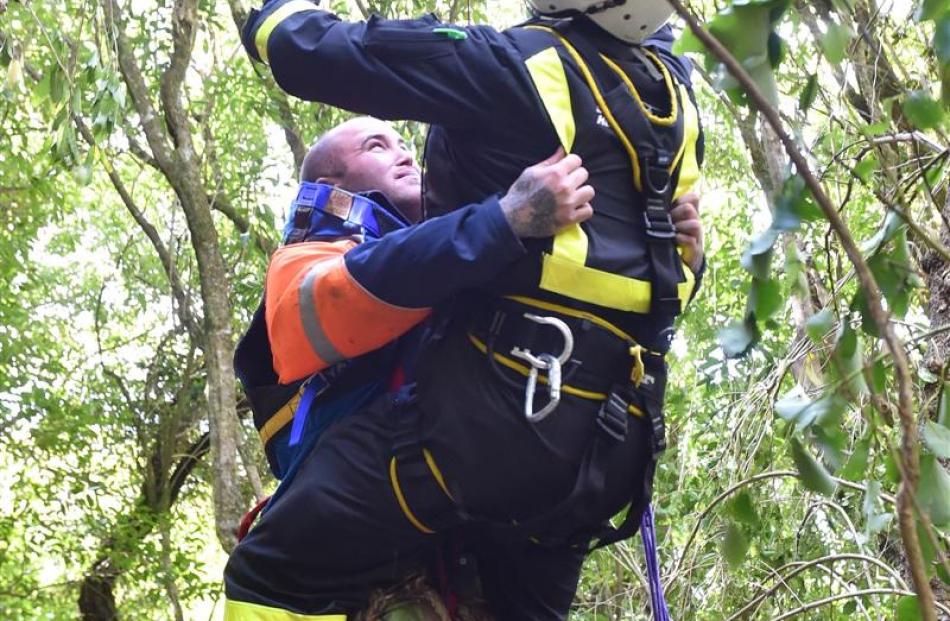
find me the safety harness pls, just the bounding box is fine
[234,183,411,482]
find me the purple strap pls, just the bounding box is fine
[641,504,672,621]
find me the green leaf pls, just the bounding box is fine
[896,595,923,621]
[819,21,853,64]
[917,0,950,22]
[840,436,870,481]
[728,491,759,526]
[813,426,847,471]
[798,74,818,112]
[860,210,904,255]
[805,308,834,343]
[833,323,868,397]
[718,316,760,358]
[871,359,889,395]
[721,521,749,568]
[939,382,950,428]
[854,154,878,183]
[861,120,892,137]
[919,454,950,527]
[750,277,783,319]
[935,13,950,64]
[923,421,950,458]
[903,91,945,129]
[790,437,837,495]
[775,393,844,431]
[741,228,778,279]
[864,480,892,535]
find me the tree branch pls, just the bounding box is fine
[74,117,202,340]
[100,0,174,170]
[669,3,933,617]
[159,0,198,155]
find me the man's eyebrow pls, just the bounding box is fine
[360,134,388,148]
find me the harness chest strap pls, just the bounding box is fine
[521,24,701,315]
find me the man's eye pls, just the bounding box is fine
[368,142,385,151]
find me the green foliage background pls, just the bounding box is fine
[1,0,949,619]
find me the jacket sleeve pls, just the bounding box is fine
[241,0,541,128]
[266,197,524,383]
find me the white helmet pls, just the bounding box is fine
[527,0,673,44]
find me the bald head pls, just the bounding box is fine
[300,121,355,183]
[299,117,422,222]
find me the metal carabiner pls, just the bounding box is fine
[509,314,574,424]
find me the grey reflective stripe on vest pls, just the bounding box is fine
[298,262,346,365]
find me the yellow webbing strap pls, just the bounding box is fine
[524,47,576,152]
[255,0,319,64]
[525,24,644,192]
[258,388,304,446]
[672,83,702,199]
[467,334,645,419]
[389,457,436,534]
[224,599,346,620]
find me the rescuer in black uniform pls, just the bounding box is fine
[226,1,707,619]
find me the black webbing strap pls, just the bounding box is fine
[390,386,460,533]
[589,379,666,550]
[552,21,687,316]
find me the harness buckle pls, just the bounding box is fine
[510,313,574,423]
[597,390,629,441]
[643,200,676,240]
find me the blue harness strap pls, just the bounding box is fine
[283,182,410,244]
[288,375,329,447]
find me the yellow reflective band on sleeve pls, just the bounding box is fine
[525,47,576,152]
[672,84,702,199]
[467,334,645,418]
[255,0,320,64]
[389,457,435,534]
[258,389,303,446]
[224,598,346,620]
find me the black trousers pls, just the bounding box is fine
[224,328,653,619]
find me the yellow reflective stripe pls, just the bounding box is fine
[467,334,645,418]
[525,47,576,151]
[550,221,588,265]
[258,390,303,446]
[389,457,435,534]
[526,25,643,192]
[224,599,346,620]
[673,84,702,199]
[679,252,697,302]
[255,0,319,64]
[422,449,455,502]
[600,51,677,127]
[540,251,654,313]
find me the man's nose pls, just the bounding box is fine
[395,146,415,168]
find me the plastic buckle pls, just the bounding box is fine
[646,397,667,458]
[643,202,676,240]
[597,391,628,442]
